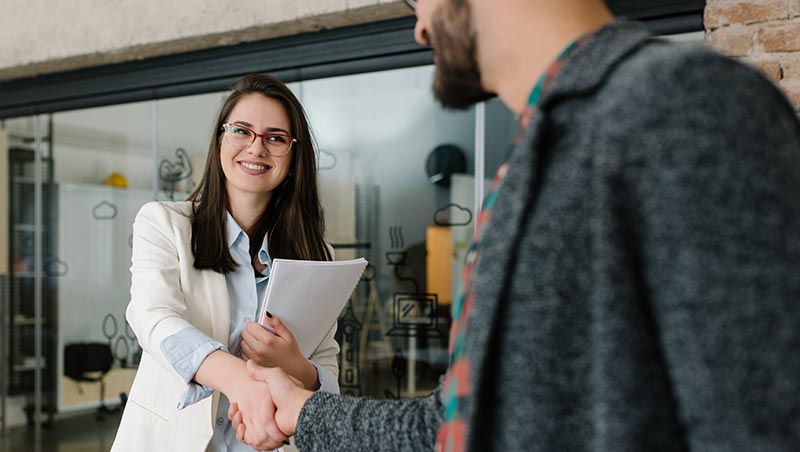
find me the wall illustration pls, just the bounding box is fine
[159,147,193,201]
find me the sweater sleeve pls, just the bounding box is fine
[294,388,443,452]
[609,48,800,450]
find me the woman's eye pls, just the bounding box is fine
[267,134,288,144]
[233,127,251,136]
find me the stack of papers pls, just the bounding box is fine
[258,257,368,357]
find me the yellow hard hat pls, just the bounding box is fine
[106,172,128,188]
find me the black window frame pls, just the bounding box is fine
[0,1,704,119]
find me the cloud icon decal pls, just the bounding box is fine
[433,203,473,227]
[92,200,118,220]
[318,150,337,171]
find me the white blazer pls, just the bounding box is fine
[111,201,339,452]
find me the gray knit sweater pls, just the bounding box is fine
[295,21,800,452]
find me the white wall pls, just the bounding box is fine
[0,0,411,81]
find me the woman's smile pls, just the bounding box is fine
[237,159,272,175]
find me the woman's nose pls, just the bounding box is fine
[245,139,267,157]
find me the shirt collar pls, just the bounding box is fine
[226,212,244,249]
[527,32,592,109]
[225,211,272,266]
[534,20,651,110]
[517,28,600,136]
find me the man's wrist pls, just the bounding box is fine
[288,387,315,434]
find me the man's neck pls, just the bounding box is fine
[483,3,615,115]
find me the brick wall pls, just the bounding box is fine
[705,0,800,110]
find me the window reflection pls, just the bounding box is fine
[0,65,517,445]
[51,102,154,422]
[297,66,515,398]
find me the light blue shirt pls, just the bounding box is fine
[160,212,339,452]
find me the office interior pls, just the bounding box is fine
[0,4,706,452]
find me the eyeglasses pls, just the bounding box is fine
[222,123,297,157]
[404,0,415,10]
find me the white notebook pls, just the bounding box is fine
[257,257,368,357]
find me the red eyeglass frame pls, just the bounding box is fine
[222,122,297,153]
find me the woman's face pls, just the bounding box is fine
[220,93,294,204]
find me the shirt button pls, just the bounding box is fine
[216,417,224,426]
[245,316,252,322]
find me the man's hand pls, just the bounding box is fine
[225,368,290,450]
[228,361,314,449]
[193,350,289,449]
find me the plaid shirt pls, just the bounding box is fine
[435,34,593,452]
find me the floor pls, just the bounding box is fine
[1,410,122,452]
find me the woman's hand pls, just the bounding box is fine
[226,367,290,450]
[240,313,320,390]
[229,361,314,449]
[193,350,289,449]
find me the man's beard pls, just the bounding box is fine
[430,0,494,110]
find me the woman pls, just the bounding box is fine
[112,74,339,452]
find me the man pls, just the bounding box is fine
[232,0,800,451]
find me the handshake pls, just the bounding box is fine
[227,360,315,450]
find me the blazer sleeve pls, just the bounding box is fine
[125,202,199,377]
[308,321,340,393]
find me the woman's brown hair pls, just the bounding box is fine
[188,74,331,273]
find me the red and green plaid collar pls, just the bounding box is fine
[435,31,595,452]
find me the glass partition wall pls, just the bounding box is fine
[0,65,517,451]
[51,101,154,436]
[2,114,59,450]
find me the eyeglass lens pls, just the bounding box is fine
[224,124,292,156]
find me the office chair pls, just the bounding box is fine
[63,342,116,422]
